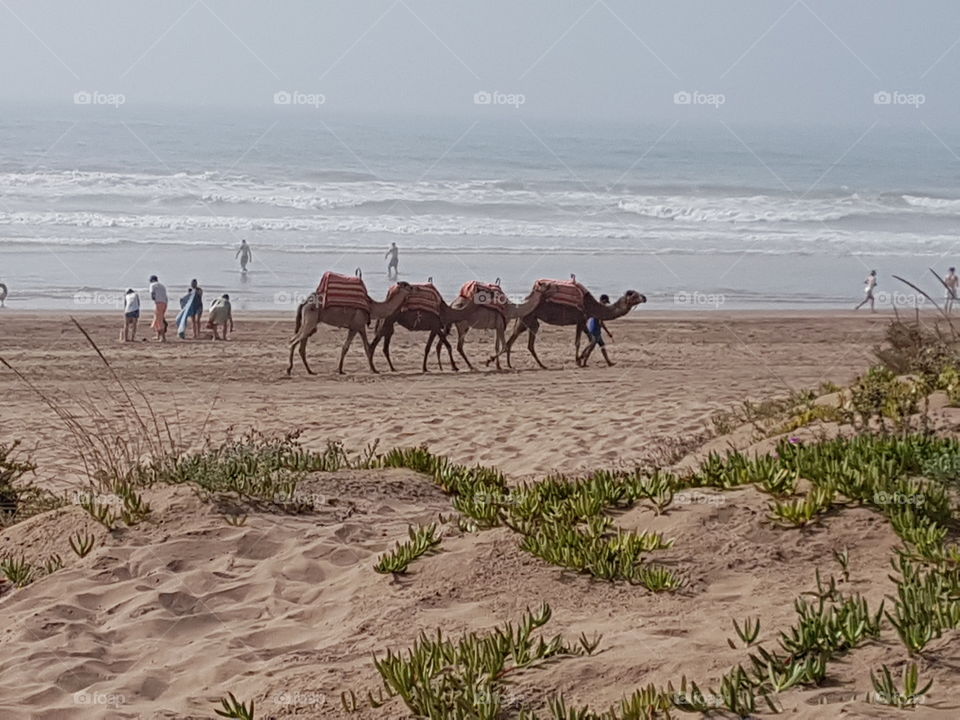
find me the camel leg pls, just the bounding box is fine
[381,330,397,372]
[488,320,521,367]
[503,320,525,368]
[574,323,584,365]
[526,325,548,370]
[455,325,475,371]
[338,329,357,374]
[493,326,503,371]
[287,338,297,375]
[359,329,378,374]
[422,331,434,373]
[441,331,458,371]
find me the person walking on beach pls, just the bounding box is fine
[385,242,399,279]
[121,288,140,342]
[855,270,878,312]
[577,294,615,367]
[236,239,253,273]
[206,294,234,340]
[148,275,168,342]
[946,267,959,313]
[176,279,204,339]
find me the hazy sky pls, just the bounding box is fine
[0,0,958,125]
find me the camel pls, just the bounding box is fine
[451,282,557,371]
[286,282,419,375]
[496,287,646,369]
[371,297,480,373]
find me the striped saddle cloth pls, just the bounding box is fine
[459,281,508,316]
[316,272,371,312]
[536,278,586,310]
[399,282,444,315]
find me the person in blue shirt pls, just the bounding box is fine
[578,294,615,367]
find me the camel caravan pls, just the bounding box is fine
[286,271,646,375]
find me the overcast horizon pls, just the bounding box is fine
[0,1,958,126]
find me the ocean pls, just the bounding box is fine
[1,104,959,312]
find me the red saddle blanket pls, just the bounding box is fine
[399,282,444,315]
[536,278,586,310]
[316,272,371,312]
[459,281,508,316]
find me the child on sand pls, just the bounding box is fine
[206,294,234,340]
[121,288,140,342]
[578,294,615,367]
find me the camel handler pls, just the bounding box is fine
[578,294,615,367]
[206,293,234,340]
[148,275,168,342]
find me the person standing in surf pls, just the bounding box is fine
[236,239,253,273]
[385,242,399,279]
[945,267,958,313]
[855,270,878,312]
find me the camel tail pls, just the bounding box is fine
[294,298,306,334]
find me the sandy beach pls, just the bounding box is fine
[1,309,889,489]
[6,309,958,718]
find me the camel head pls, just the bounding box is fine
[385,281,415,299]
[532,281,559,301]
[622,290,646,308]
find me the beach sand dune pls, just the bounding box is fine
[4,310,953,718]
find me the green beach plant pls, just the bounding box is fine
[373,523,442,574]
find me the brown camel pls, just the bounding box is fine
[496,288,646,369]
[451,282,557,370]
[371,298,480,373]
[286,282,418,375]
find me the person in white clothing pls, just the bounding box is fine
[855,270,878,312]
[148,275,168,342]
[945,267,958,313]
[121,288,141,342]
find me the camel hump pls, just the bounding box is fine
[317,271,370,311]
[535,278,585,310]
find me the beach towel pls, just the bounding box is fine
[459,281,508,317]
[175,289,194,336]
[400,282,444,315]
[316,272,371,312]
[535,278,587,310]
